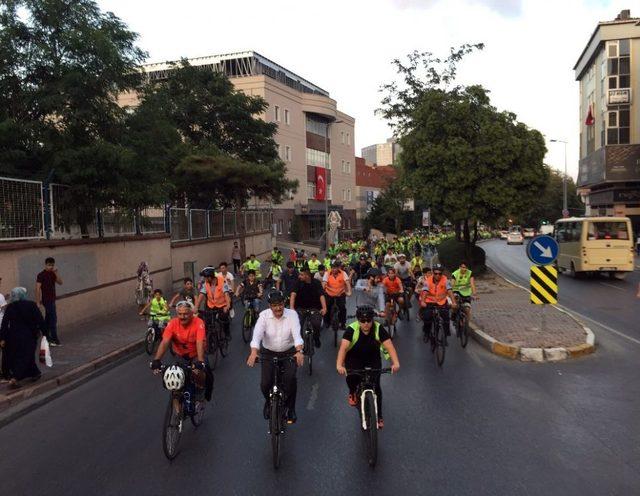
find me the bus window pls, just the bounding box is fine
[587,221,629,240]
[555,223,567,243]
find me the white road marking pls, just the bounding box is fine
[598,282,625,291]
[306,383,319,410]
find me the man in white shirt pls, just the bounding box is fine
[247,290,304,424]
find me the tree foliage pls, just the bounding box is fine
[378,46,548,247]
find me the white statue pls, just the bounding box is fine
[328,210,342,230]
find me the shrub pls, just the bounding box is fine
[437,238,486,274]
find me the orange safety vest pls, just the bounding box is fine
[420,275,449,306]
[205,275,227,309]
[325,271,347,297]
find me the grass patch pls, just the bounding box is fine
[437,238,486,274]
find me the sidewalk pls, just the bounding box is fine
[0,308,144,416]
[470,271,594,361]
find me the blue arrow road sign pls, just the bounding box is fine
[526,234,559,265]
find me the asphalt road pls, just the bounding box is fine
[483,239,640,342]
[1,286,640,495]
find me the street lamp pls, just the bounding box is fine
[324,118,343,250]
[550,139,568,218]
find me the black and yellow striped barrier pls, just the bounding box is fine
[530,265,558,304]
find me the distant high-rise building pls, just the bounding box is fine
[361,138,402,166]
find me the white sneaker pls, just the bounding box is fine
[229,309,235,319]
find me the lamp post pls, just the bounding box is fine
[550,139,568,218]
[324,119,343,250]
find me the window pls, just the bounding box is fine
[305,148,329,169]
[308,182,316,199]
[341,131,345,144]
[327,184,332,200]
[285,145,292,162]
[347,189,352,201]
[346,161,351,174]
[587,221,628,240]
[278,219,283,234]
[287,220,292,234]
[274,105,280,122]
[284,109,290,125]
[347,133,351,145]
[341,160,345,172]
[342,189,346,201]
[606,108,630,145]
[306,115,328,137]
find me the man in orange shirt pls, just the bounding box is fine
[382,267,404,325]
[195,267,232,339]
[150,300,212,400]
[419,264,457,340]
[322,261,352,329]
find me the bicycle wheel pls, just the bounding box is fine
[145,328,156,355]
[429,323,436,353]
[270,399,282,469]
[459,313,469,348]
[218,325,229,358]
[305,331,314,376]
[242,310,252,343]
[162,396,183,460]
[331,308,340,347]
[363,391,378,467]
[436,321,446,367]
[190,400,205,427]
[207,331,219,370]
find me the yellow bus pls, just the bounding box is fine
[554,216,635,279]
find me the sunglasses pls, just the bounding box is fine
[358,318,373,324]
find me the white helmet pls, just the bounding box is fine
[163,365,185,391]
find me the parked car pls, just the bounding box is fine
[523,227,536,238]
[499,230,508,240]
[507,231,524,245]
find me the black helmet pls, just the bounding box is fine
[331,260,342,268]
[366,268,382,278]
[432,263,444,273]
[356,305,375,321]
[200,267,216,277]
[267,290,285,305]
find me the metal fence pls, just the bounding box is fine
[0,176,273,243]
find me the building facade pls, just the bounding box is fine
[361,138,402,166]
[574,10,640,233]
[354,157,397,224]
[119,51,357,243]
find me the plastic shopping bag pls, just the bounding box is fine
[40,336,53,368]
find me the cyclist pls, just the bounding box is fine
[451,261,478,321]
[280,262,299,304]
[382,267,404,325]
[383,248,398,271]
[350,254,372,285]
[247,290,304,424]
[290,267,327,348]
[235,269,263,315]
[169,277,197,308]
[243,254,262,281]
[354,268,386,316]
[195,267,232,339]
[314,264,326,283]
[265,258,283,290]
[139,289,171,329]
[419,264,457,339]
[336,305,400,429]
[394,254,414,304]
[322,261,352,330]
[150,300,212,401]
[307,253,321,275]
[217,262,236,317]
[410,253,423,273]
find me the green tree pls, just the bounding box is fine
[364,179,412,234]
[379,47,548,252]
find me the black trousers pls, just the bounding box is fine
[260,348,297,411]
[325,294,346,328]
[297,310,323,342]
[421,304,450,334]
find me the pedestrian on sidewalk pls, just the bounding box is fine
[231,242,242,274]
[135,261,153,318]
[0,287,44,389]
[36,257,63,346]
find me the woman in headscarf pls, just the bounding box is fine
[135,261,153,317]
[0,287,44,389]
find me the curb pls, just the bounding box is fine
[0,340,143,427]
[470,265,596,362]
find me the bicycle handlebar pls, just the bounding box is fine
[255,355,297,364]
[346,367,392,375]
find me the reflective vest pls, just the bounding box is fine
[245,259,262,278]
[346,321,390,360]
[421,275,449,306]
[325,271,347,297]
[271,264,282,279]
[205,276,227,309]
[451,269,472,297]
[150,297,170,320]
[308,259,321,274]
[411,256,423,271]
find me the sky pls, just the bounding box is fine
[97,0,630,180]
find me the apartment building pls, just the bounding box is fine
[361,138,402,166]
[354,157,397,224]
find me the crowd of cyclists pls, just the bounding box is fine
[147,232,478,438]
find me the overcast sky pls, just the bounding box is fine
[98,0,630,180]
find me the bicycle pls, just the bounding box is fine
[256,355,295,469]
[347,367,392,467]
[425,305,448,367]
[241,299,259,344]
[300,309,321,376]
[159,363,206,460]
[453,294,471,348]
[397,279,413,322]
[384,296,399,338]
[144,317,168,355]
[329,299,341,347]
[203,309,229,370]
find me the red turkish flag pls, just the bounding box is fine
[585,104,595,126]
[315,167,326,200]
